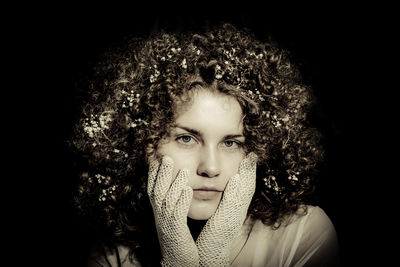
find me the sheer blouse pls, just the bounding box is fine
[88,206,339,266]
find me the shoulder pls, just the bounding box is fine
[282,205,340,266]
[87,245,142,267]
[253,205,337,238]
[246,206,340,266]
[301,206,337,238]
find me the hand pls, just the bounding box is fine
[195,152,258,266]
[147,156,200,267]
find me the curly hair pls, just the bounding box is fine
[70,22,323,263]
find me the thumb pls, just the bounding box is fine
[175,186,193,219]
[238,152,257,199]
[239,152,258,174]
[221,173,241,203]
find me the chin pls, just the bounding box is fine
[188,212,212,220]
[187,198,220,220]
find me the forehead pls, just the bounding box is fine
[174,89,243,134]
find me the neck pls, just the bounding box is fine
[187,217,207,241]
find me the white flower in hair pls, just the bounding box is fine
[181,58,187,69]
[83,112,113,138]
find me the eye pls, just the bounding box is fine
[222,140,242,149]
[180,136,192,143]
[224,140,235,147]
[176,135,197,145]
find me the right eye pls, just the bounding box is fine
[176,135,197,145]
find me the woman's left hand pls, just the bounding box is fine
[195,152,258,266]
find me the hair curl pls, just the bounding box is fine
[70,23,323,264]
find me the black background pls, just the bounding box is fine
[14,2,393,266]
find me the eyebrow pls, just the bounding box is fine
[174,125,244,139]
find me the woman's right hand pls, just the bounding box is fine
[147,156,200,267]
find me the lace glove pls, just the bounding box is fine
[147,156,200,267]
[195,152,258,266]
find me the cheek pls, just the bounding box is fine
[157,142,198,178]
[220,152,245,182]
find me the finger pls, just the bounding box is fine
[175,186,193,219]
[166,169,189,211]
[238,152,257,198]
[222,173,240,203]
[153,156,174,207]
[239,152,258,174]
[210,173,240,222]
[147,158,160,198]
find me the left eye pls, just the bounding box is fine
[223,140,239,148]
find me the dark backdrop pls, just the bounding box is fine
[20,3,391,266]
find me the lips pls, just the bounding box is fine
[193,187,222,200]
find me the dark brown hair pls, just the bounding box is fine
[70,22,323,264]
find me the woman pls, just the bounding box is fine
[70,23,339,266]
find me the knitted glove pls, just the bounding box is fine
[147,156,200,267]
[196,153,258,266]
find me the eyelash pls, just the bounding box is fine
[223,140,242,148]
[175,135,198,146]
[175,135,243,149]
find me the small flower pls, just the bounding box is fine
[272,121,282,127]
[288,171,300,181]
[98,183,118,202]
[181,58,187,69]
[83,113,113,138]
[99,113,112,129]
[263,175,280,193]
[129,118,148,129]
[149,66,160,83]
[215,64,224,79]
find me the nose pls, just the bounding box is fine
[197,146,221,178]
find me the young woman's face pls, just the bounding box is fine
[157,88,246,220]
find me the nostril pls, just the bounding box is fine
[199,172,208,178]
[198,171,219,178]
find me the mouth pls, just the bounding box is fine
[192,188,222,200]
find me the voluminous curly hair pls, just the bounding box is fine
[70,23,323,263]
